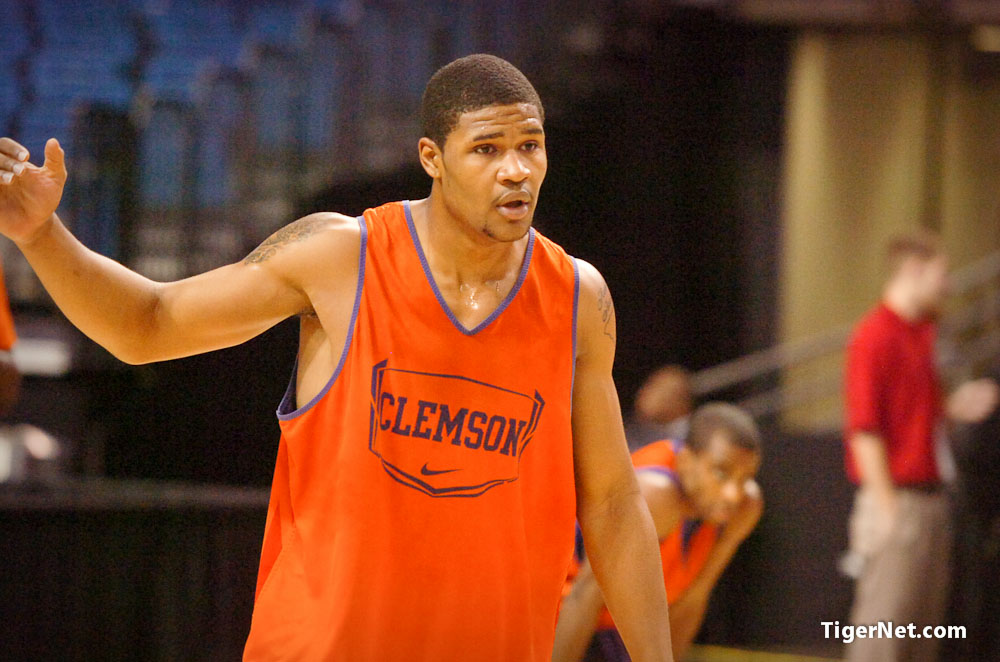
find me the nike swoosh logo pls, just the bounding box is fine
[420,463,460,476]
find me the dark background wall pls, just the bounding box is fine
[2,4,859,658]
[83,10,791,488]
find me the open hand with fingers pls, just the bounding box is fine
[0,137,68,246]
[947,377,1000,424]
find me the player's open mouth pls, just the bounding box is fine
[497,200,530,220]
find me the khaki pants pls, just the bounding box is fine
[845,488,952,662]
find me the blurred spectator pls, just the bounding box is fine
[841,231,998,662]
[943,361,1000,661]
[625,364,693,451]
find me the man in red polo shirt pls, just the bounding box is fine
[843,231,998,662]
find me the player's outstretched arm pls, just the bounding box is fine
[569,259,673,662]
[0,136,358,364]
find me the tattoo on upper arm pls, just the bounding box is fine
[598,283,615,342]
[244,216,325,264]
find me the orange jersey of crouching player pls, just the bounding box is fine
[554,403,764,662]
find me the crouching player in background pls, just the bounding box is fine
[553,403,763,662]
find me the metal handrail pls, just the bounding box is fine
[689,322,853,396]
[691,249,1000,416]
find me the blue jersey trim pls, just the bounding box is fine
[573,523,585,561]
[636,465,680,486]
[276,214,368,420]
[403,199,534,336]
[680,519,704,558]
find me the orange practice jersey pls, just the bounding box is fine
[566,440,719,632]
[243,201,579,661]
[0,263,16,350]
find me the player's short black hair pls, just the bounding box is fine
[420,53,544,147]
[686,402,762,455]
[885,229,943,276]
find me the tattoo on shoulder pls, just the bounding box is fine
[598,283,615,342]
[244,216,326,264]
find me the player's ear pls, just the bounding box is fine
[418,137,442,179]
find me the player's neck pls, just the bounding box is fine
[882,283,925,322]
[678,497,699,521]
[410,196,527,285]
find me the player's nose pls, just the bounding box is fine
[498,150,530,183]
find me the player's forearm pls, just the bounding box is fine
[850,431,895,498]
[667,590,708,660]
[685,503,756,600]
[551,563,605,662]
[580,490,673,662]
[666,536,741,659]
[16,213,162,363]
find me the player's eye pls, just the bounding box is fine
[474,144,496,155]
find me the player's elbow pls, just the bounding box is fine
[116,349,157,365]
[577,474,642,531]
[106,306,167,365]
[118,286,176,364]
[111,350,142,365]
[106,338,159,365]
[110,328,179,365]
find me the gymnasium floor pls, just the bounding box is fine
[686,645,842,661]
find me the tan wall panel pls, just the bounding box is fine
[780,32,934,429]
[940,45,1000,268]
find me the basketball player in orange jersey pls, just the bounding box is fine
[553,402,763,662]
[0,55,673,661]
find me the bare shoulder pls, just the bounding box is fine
[636,468,683,539]
[243,212,361,267]
[574,258,607,301]
[574,258,616,358]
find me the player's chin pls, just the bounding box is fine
[708,507,735,525]
[486,214,533,242]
